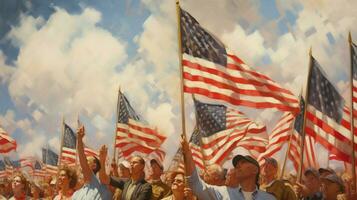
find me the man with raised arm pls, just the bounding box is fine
[72,125,112,200]
[180,135,276,200]
[98,145,152,200]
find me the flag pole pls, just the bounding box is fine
[176,0,187,139]
[176,0,190,181]
[113,87,121,163]
[58,116,65,167]
[349,31,357,191]
[298,47,313,182]
[280,120,294,179]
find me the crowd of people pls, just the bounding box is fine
[0,127,356,200]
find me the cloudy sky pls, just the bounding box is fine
[0,0,356,171]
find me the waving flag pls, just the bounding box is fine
[305,56,354,163]
[258,98,318,171]
[0,125,17,153]
[34,160,46,177]
[190,98,268,169]
[115,91,167,161]
[60,123,77,165]
[42,147,59,174]
[179,8,299,114]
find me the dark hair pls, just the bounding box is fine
[92,156,101,174]
[59,165,78,189]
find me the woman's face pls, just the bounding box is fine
[171,174,185,192]
[11,176,24,191]
[58,170,70,188]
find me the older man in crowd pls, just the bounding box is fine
[261,157,297,200]
[181,135,275,200]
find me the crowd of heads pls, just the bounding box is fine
[0,153,355,200]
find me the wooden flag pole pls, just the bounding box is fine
[58,116,65,167]
[349,32,357,191]
[298,47,313,182]
[176,0,190,182]
[176,0,186,139]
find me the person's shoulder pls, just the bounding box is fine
[258,189,277,200]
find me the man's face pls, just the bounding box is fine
[322,180,341,199]
[171,174,185,192]
[262,163,277,180]
[87,156,97,172]
[130,157,144,175]
[150,162,162,178]
[235,159,257,180]
[304,174,320,192]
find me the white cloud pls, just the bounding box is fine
[5,7,130,145]
[19,134,46,158]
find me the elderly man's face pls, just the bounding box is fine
[322,180,342,199]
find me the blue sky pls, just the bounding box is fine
[0,0,356,172]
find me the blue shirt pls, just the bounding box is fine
[188,168,276,200]
[72,174,112,200]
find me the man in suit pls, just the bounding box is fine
[98,145,152,200]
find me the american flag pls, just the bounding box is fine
[115,91,166,162]
[350,42,357,163]
[180,8,299,114]
[305,56,354,163]
[18,157,35,169]
[258,98,318,171]
[60,123,77,165]
[0,160,6,178]
[33,160,46,177]
[42,147,59,175]
[0,125,17,153]
[190,98,268,170]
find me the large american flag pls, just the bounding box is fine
[305,56,355,163]
[180,8,299,114]
[190,98,268,169]
[42,147,59,175]
[258,98,318,171]
[0,125,17,153]
[115,91,167,163]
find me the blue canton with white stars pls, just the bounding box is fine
[42,148,58,166]
[34,161,42,170]
[294,97,305,135]
[193,99,227,139]
[352,43,357,80]
[63,124,76,149]
[308,57,344,122]
[180,8,227,66]
[118,91,141,124]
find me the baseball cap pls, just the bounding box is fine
[150,158,163,170]
[304,168,319,178]
[318,167,335,175]
[232,155,260,169]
